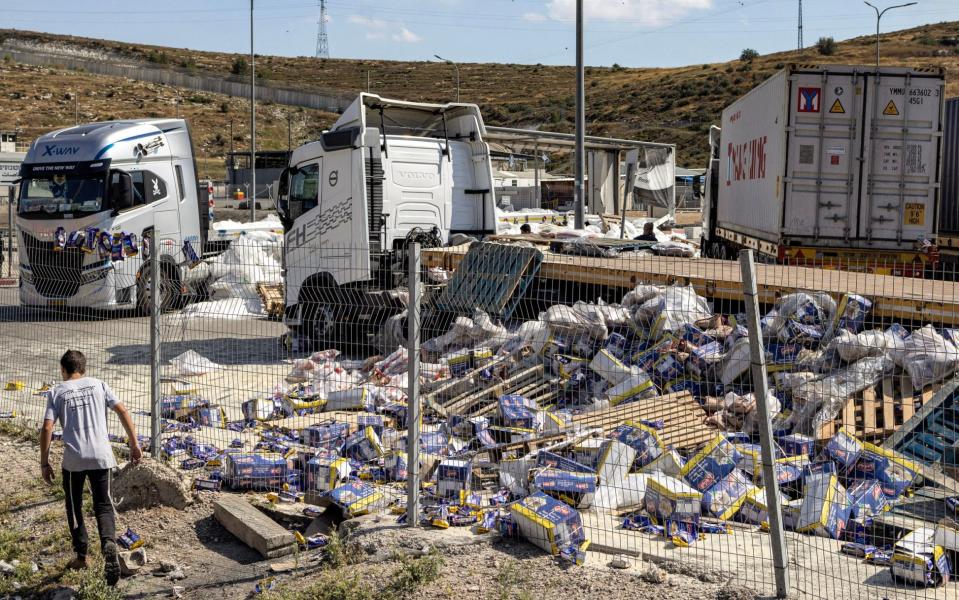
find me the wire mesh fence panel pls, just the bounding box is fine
[757,253,959,600]
[0,220,152,453]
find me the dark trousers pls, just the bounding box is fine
[62,468,116,558]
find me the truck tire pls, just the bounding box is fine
[136,263,179,315]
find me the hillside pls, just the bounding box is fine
[1,22,958,178]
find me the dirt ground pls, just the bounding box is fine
[0,428,760,600]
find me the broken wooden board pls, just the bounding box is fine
[571,391,714,451]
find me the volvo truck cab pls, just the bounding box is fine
[278,94,499,349]
[17,119,208,312]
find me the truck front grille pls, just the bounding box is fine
[22,232,83,298]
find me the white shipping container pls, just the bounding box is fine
[716,64,944,251]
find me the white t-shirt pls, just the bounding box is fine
[44,377,121,471]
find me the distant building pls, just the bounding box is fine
[0,132,18,154]
[226,151,290,201]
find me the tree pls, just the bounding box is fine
[231,57,247,75]
[740,48,759,61]
[816,36,837,56]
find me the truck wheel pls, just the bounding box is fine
[301,301,339,348]
[137,264,179,315]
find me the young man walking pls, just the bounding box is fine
[39,350,143,586]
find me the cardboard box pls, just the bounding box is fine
[680,436,743,493]
[738,488,770,526]
[605,373,656,406]
[777,433,815,458]
[796,473,851,539]
[589,349,634,385]
[222,453,287,489]
[846,479,890,519]
[303,422,350,450]
[342,426,384,462]
[849,442,920,500]
[510,492,587,556]
[640,448,685,477]
[593,440,637,486]
[328,482,385,517]
[535,451,594,474]
[499,394,539,429]
[436,459,472,500]
[702,469,756,520]
[534,468,597,508]
[594,473,650,511]
[933,520,959,552]
[611,422,665,469]
[643,475,702,525]
[891,527,952,586]
[305,456,351,493]
[823,427,863,473]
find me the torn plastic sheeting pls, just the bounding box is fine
[897,325,959,390]
[542,302,608,341]
[829,327,908,363]
[789,355,894,434]
[632,284,713,337]
[169,350,222,376]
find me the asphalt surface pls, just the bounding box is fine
[0,285,290,447]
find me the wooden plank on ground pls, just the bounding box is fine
[882,377,896,429]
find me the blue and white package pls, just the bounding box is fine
[687,341,724,378]
[510,492,587,557]
[610,421,664,469]
[846,479,890,519]
[535,451,594,474]
[679,323,716,348]
[833,294,872,335]
[849,442,920,500]
[342,426,384,462]
[222,453,287,489]
[778,433,815,458]
[823,427,863,473]
[796,472,852,539]
[303,422,350,450]
[534,468,597,507]
[328,481,385,517]
[702,469,756,520]
[680,436,743,493]
[643,475,702,525]
[604,332,629,360]
[437,458,472,499]
[499,394,539,428]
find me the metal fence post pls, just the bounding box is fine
[149,232,162,458]
[738,249,790,598]
[406,242,422,527]
[7,186,13,277]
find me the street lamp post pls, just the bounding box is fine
[864,1,917,67]
[433,55,460,102]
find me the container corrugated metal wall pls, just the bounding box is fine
[940,98,959,235]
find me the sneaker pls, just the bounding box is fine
[66,556,88,570]
[102,540,120,586]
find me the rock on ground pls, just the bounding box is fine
[112,459,192,511]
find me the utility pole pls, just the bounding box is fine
[434,55,460,102]
[574,0,585,230]
[250,0,257,221]
[229,119,234,155]
[367,70,371,93]
[74,92,79,125]
[864,1,918,67]
[287,112,292,152]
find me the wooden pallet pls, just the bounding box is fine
[424,364,555,418]
[815,374,941,442]
[433,242,543,320]
[256,283,284,319]
[571,391,714,452]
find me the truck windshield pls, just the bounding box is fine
[19,174,107,217]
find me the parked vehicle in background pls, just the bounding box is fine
[16,119,209,312]
[701,64,945,276]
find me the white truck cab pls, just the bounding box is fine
[277,94,498,349]
[16,119,208,311]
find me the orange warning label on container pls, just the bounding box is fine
[883,100,900,116]
[829,99,845,114]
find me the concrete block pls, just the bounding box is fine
[214,495,296,559]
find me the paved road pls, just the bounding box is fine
[0,286,290,450]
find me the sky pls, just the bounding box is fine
[3,0,959,68]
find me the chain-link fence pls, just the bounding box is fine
[3,230,959,598]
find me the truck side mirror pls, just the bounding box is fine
[276,168,290,218]
[111,171,134,210]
